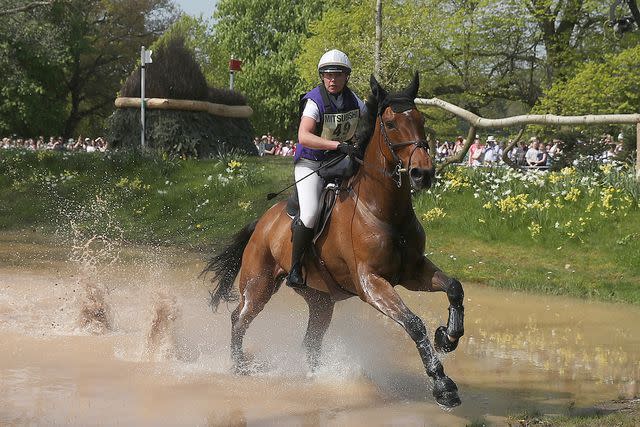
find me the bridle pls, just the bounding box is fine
[374,110,430,188]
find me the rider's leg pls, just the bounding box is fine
[287,161,323,288]
[287,218,314,287]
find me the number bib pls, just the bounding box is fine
[320,108,360,142]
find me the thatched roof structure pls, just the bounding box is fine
[108,35,256,157]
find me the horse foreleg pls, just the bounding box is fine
[428,266,465,353]
[296,287,334,372]
[406,258,465,354]
[360,272,461,408]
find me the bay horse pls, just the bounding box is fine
[203,73,465,408]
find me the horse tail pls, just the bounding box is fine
[201,220,258,312]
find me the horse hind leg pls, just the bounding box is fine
[297,287,334,373]
[230,267,280,374]
[433,276,465,354]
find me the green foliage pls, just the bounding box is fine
[211,0,326,138]
[298,0,543,139]
[535,44,640,116]
[0,1,68,135]
[532,44,640,150]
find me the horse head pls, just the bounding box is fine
[368,72,434,190]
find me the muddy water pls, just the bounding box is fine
[1,232,639,426]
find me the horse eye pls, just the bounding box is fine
[385,121,395,129]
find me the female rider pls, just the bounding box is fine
[287,49,366,288]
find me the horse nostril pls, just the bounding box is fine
[409,168,423,181]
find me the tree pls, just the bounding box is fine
[151,14,230,90]
[536,44,640,116]
[297,0,546,137]
[0,0,177,137]
[52,0,178,137]
[532,43,640,149]
[0,0,67,135]
[211,0,326,138]
[375,0,382,79]
[519,0,640,84]
[0,0,53,17]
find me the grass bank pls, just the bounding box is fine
[498,398,640,426]
[1,149,638,304]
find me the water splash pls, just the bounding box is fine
[143,292,181,361]
[77,281,112,334]
[61,195,124,334]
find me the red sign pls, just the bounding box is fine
[229,59,243,72]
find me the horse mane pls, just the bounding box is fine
[354,94,378,151]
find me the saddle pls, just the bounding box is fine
[286,181,343,242]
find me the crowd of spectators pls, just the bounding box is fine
[1,135,108,152]
[8,131,624,166]
[253,134,295,157]
[435,132,627,169]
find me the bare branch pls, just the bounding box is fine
[421,97,640,177]
[435,125,476,174]
[415,97,640,127]
[501,127,526,170]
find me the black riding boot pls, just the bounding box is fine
[287,219,314,288]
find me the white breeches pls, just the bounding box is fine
[294,159,324,228]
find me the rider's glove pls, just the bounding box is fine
[336,142,356,157]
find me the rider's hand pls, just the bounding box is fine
[336,142,356,156]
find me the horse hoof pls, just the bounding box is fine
[433,376,461,408]
[233,360,250,375]
[232,352,251,375]
[434,325,459,353]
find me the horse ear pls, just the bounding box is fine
[405,71,419,99]
[370,74,388,102]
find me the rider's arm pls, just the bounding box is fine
[297,99,340,151]
[298,117,340,150]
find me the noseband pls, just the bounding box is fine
[377,113,429,188]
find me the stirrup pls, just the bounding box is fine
[286,265,306,289]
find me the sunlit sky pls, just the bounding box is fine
[174,0,217,17]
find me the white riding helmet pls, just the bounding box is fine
[318,49,352,74]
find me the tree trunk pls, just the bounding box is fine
[374,0,382,80]
[63,56,83,138]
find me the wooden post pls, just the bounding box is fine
[140,46,146,150]
[375,0,382,80]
